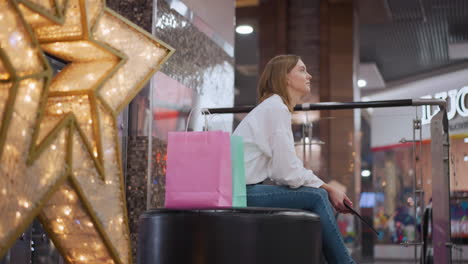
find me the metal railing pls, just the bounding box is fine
[208,98,452,264]
[206,99,443,113]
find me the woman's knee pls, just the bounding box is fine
[300,187,329,206]
[317,187,328,200]
[314,188,333,209]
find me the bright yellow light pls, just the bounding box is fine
[63,207,72,216]
[19,200,30,208]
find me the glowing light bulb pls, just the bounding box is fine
[86,74,96,80]
[19,200,29,208]
[16,211,21,218]
[24,95,31,102]
[63,207,72,215]
[51,145,56,150]
[9,31,23,46]
[58,225,64,231]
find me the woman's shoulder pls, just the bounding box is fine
[246,95,290,128]
[234,95,291,136]
[257,94,289,113]
[237,95,290,127]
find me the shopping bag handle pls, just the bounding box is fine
[203,111,230,132]
[185,107,211,132]
[186,108,229,132]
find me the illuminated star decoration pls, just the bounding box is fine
[0,0,174,263]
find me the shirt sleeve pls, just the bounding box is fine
[267,110,325,189]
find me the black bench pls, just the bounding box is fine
[137,207,321,264]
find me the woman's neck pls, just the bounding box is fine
[288,89,302,107]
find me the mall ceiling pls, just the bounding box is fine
[360,0,468,84]
[234,0,468,98]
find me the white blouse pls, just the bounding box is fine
[233,94,324,188]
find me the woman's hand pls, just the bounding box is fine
[320,183,353,214]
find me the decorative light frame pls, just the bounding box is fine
[0,0,174,263]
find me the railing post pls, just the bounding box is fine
[430,109,452,263]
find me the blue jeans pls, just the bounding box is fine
[246,184,356,264]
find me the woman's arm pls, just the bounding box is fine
[268,129,324,188]
[266,104,325,188]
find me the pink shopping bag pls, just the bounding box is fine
[164,131,232,208]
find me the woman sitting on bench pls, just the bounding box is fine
[233,54,356,264]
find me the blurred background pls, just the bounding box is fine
[1,0,468,263]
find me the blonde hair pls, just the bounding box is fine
[257,54,300,112]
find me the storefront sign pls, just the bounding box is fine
[422,86,468,124]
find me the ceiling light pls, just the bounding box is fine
[358,63,385,89]
[361,169,371,177]
[464,138,468,143]
[236,25,253,35]
[357,79,367,88]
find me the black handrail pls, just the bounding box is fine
[206,99,445,114]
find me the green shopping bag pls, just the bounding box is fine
[231,136,247,207]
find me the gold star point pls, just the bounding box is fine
[0,0,174,263]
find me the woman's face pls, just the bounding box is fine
[286,59,312,97]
